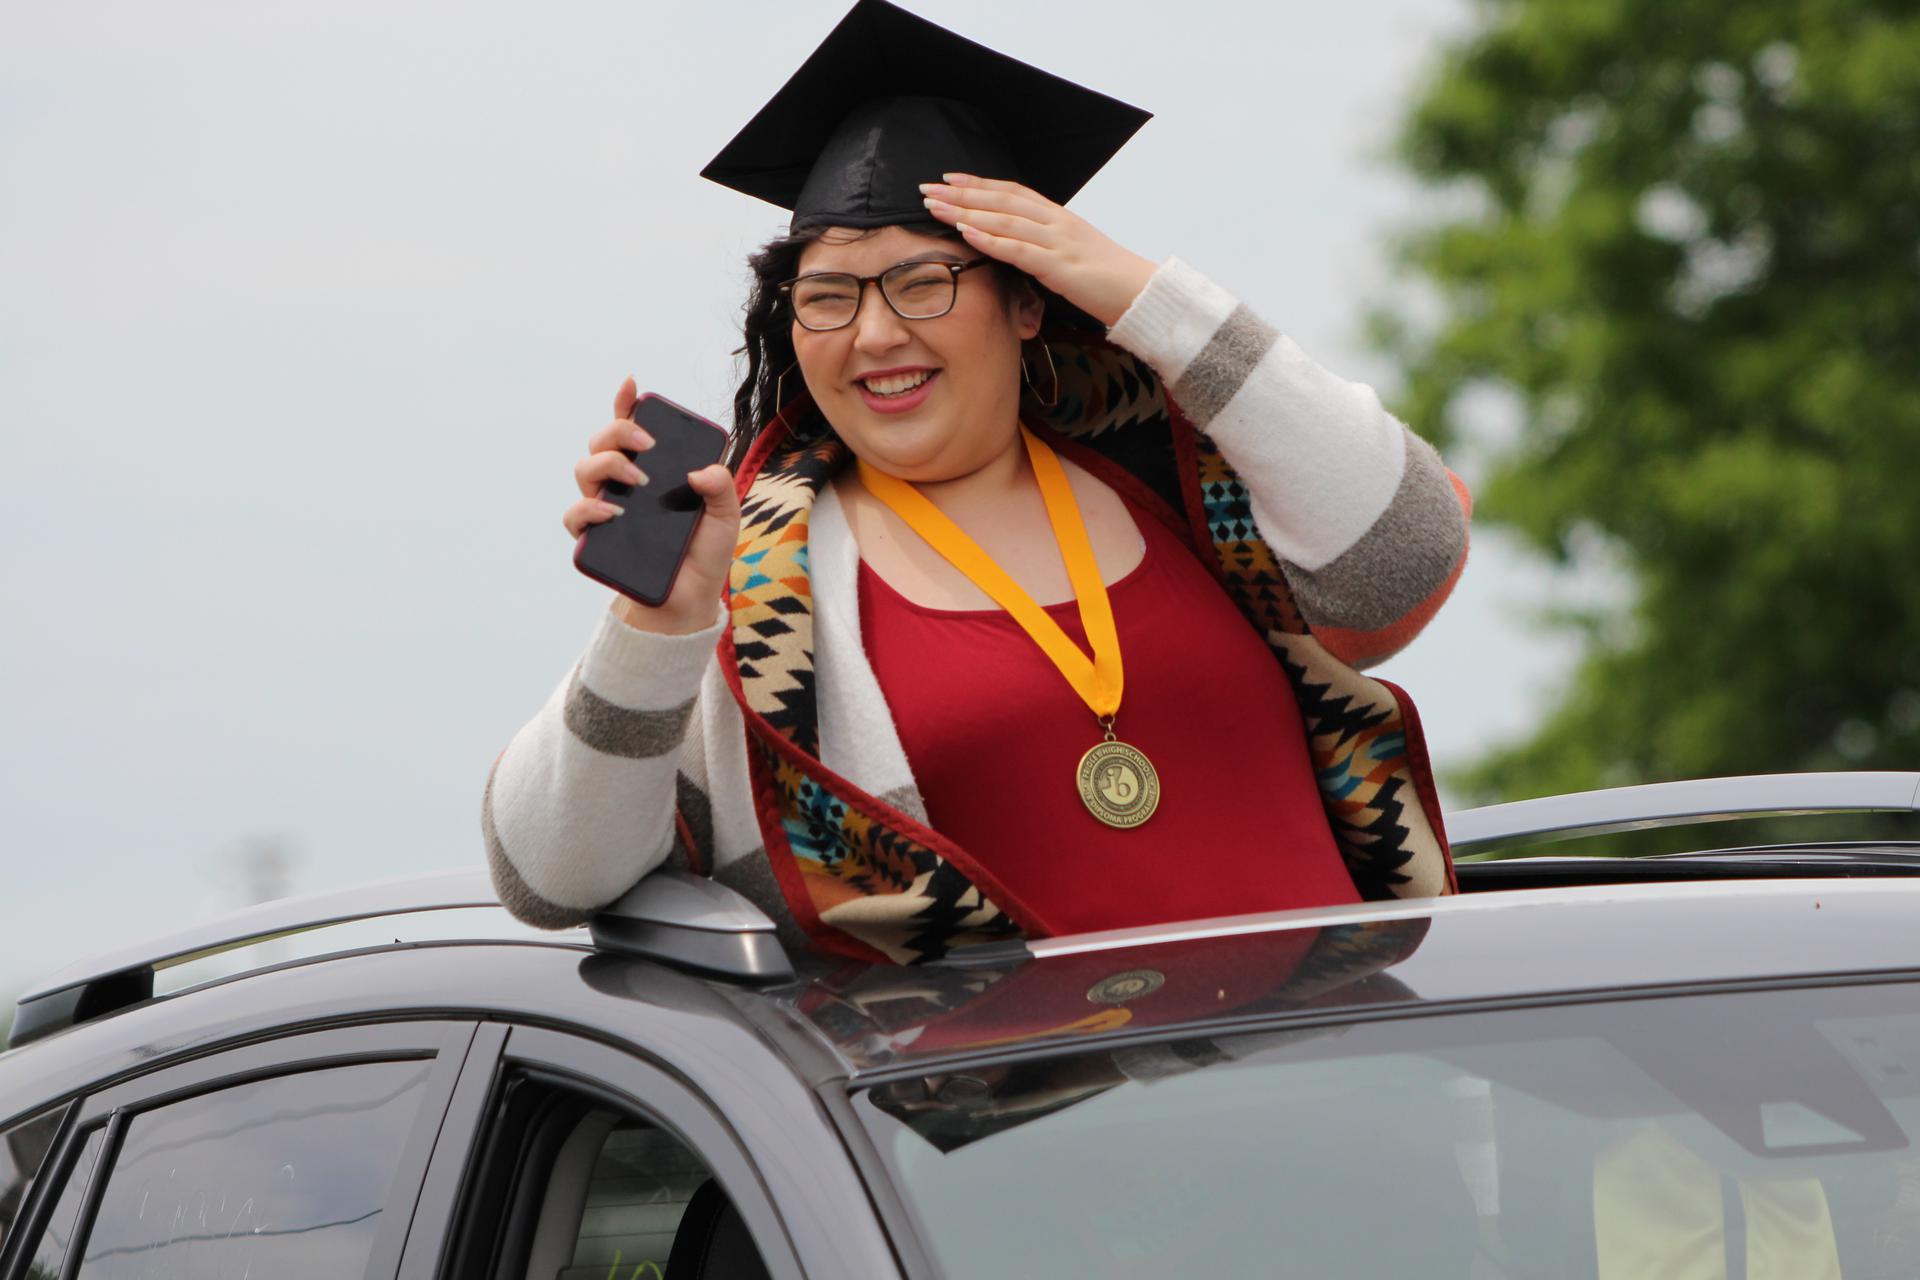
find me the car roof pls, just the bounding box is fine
[3,877,1918,1124]
[12,771,1920,1093]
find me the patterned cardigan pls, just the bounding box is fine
[484,258,1472,964]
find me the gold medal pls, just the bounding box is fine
[861,427,1159,826]
[1077,738,1160,828]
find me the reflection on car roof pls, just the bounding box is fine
[763,880,1920,1076]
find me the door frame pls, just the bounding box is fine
[1,1020,478,1280]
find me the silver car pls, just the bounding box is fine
[3,772,1918,1279]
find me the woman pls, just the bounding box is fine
[484,1,1470,964]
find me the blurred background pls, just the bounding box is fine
[5,0,1915,1018]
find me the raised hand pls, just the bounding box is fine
[565,376,740,635]
[918,174,1158,327]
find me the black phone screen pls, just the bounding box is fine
[573,394,730,607]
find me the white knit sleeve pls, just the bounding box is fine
[1107,258,1469,660]
[482,601,724,927]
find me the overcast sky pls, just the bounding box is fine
[0,0,1596,995]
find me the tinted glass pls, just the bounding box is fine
[560,1120,711,1280]
[26,1127,103,1280]
[0,1105,68,1251]
[855,982,1920,1278]
[73,1060,432,1279]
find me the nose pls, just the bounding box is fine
[849,278,911,356]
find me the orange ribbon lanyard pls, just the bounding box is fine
[856,426,1123,720]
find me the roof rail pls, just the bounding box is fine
[9,869,503,1047]
[1456,846,1920,891]
[1447,771,1920,852]
[9,869,789,1049]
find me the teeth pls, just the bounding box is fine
[862,370,933,396]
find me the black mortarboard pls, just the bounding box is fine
[701,0,1151,229]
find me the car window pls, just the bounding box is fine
[854,981,1920,1279]
[451,1080,768,1280]
[555,1116,712,1280]
[22,1126,104,1280]
[0,1104,68,1253]
[68,1059,434,1279]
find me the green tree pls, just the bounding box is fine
[1383,1,1920,802]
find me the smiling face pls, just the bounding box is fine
[791,225,1042,482]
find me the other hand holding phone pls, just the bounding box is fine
[565,377,741,635]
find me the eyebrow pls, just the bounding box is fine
[797,251,970,276]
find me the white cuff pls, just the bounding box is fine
[1105,256,1240,387]
[576,599,725,708]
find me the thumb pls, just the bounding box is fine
[687,464,741,522]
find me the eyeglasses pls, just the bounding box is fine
[778,258,995,332]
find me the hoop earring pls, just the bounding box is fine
[769,359,800,426]
[1022,337,1061,409]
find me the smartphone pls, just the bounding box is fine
[573,393,731,607]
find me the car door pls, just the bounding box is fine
[0,1020,477,1280]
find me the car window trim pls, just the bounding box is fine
[811,1084,937,1280]
[0,1100,75,1280]
[51,1118,120,1280]
[0,1110,117,1280]
[68,1021,466,1118]
[393,1021,507,1280]
[0,1099,71,1263]
[32,1020,475,1280]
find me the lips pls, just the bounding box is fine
[854,367,941,414]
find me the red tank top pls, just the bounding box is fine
[857,492,1359,936]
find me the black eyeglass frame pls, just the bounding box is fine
[777,258,996,331]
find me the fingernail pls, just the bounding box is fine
[943,172,973,184]
[602,502,626,517]
[923,196,952,213]
[955,221,977,235]
[631,430,654,450]
[919,181,948,195]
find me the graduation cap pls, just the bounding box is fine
[701,0,1151,229]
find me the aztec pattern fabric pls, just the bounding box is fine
[721,333,1452,964]
[1186,439,1451,898]
[727,428,1024,964]
[1030,336,1453,901]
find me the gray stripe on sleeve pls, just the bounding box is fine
[674,771,715,865]
[1285,432,1467,632]
[1169,304,1280,429]
[563,672,695,759]
[877,783,930,826]
[483,758,597,930]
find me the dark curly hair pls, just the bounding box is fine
[728,220,1100,451]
